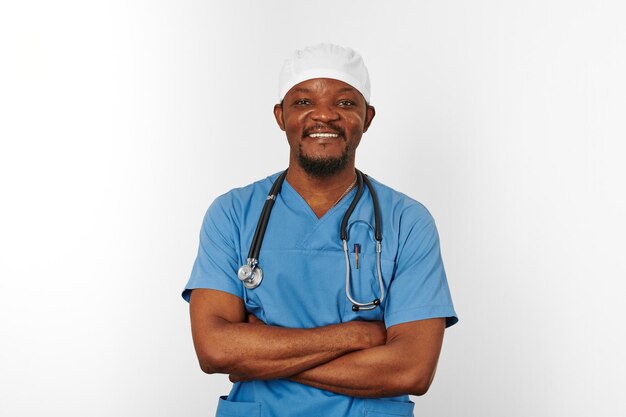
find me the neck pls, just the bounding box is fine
[286,163,357,218]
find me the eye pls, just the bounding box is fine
[338,100,356,107]
[293,99,311,106]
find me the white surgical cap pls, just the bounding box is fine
[278,43,371,103]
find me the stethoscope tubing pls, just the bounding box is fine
[343,239,385,310]
[340,171,365,240]
[239,168,385,311]
[247,170,288,262]
[362,173,382,241]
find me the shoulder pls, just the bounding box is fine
[366,175,435,227]
[203,173,279,229]
[209,172,281,212]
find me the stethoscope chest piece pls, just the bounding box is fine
[238,260,263,289]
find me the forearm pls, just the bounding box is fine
[289,320,445,397]
[195,317,381,380]
[289,345,418,397]
[190,289,386,381]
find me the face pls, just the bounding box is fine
[274,78,375,178]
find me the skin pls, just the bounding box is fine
[190,289,386,381]
[189,78,447,397]
[273,78,375,218]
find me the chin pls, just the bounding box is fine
[298,152,348,178]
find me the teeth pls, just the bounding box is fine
[309,133,339,138]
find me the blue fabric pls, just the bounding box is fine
[183,172,458,417]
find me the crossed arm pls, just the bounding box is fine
[189,288,445,398]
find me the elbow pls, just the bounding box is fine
[198,358,219,375]
[401,369,435,397]
[409,380,432,397]
[197,348,232,375]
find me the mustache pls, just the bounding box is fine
[303,123,345,138]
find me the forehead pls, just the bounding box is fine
[285,78,361,98]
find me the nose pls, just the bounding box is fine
[310,103,339,122]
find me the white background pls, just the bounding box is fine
[1,1,625,416]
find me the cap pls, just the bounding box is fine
[278,43,371,103]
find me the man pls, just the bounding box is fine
[183,44,458,417]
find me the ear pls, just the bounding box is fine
[363,105,376,133]
[273,104,285,131]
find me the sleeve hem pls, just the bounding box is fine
[384,305,458,329]
[181,283,243,303]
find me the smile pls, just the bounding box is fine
[308,133,339,138]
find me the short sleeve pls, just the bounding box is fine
[181,195,243,302]
[384,204,458,329]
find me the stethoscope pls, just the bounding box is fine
[237,169,385,311]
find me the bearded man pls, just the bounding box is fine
[183,43,458,417]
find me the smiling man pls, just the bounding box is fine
[183,44,458,417]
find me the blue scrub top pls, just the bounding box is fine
[183,172,458,417]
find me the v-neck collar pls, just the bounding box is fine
[282,178,358,223]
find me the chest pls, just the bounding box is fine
[238,207,397,327]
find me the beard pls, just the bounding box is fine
[297,143,349,178]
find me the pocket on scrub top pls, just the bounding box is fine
[363,398,415,417]
[215,396,261,417]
